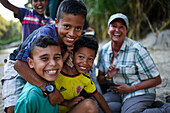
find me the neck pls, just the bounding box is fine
[62,63,79,75]
[112,41,122,52]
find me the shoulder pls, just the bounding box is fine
[100,41,111,53]
[126,37,147,51]
[19,83,42,101]
[18,8,32,14]
[82,73,91,79]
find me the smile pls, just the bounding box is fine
[66,37,74,41]
[46,70,57,74]
[114,33,120,37]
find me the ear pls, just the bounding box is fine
[27,57,34,69]
[55,18,58,27]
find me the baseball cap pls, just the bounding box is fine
[108,13,129,28]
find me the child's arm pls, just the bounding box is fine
[60,96,84,108]
[62,45,74,62]
[14,60,64,105]
[93,92,112,113]
[0,0,19,14]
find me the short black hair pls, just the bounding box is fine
[56,0,87,21]
[73,35,99,57]
[29,35,59,58]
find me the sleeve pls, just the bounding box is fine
[83,73,98,96]
[135,46,160,80]
[14,8,29,22]
[15,26,55,62]
[96,48,105,73]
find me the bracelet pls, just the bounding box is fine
[106,77,112,81]
[105,74,112,81]
[133,85,136,91]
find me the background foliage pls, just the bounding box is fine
[0,0,169,48]
[84,0,170,41]
[0,15,21,44]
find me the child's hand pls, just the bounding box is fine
[66,96,84,108]
[107,64,119,79]
[67,45,74,54]
[49,88,64,106]
[110,83,134,94]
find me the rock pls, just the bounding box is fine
[141,29,170,50]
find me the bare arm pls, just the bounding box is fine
[14,60,64,105]
[111,75,162,94]
[93,92,112,113]
[0,0,18,14]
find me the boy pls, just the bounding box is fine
[0,0,53,42]
[14,36,63,113]
[55,35,112,113]
[1,0,87,112]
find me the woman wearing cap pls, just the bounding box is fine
[97,13,170,113]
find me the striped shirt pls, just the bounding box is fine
[14,8,53,42]
[97,37,160,102]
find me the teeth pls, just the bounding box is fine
[67,38,74,41]
[47,70,56,74]
[114,34,120,36]
[80,67,86,70]
[38,6,42,9]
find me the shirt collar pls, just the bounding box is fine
[107,37,128,54]
[33,9,45,19]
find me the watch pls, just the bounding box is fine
[43,83,55,97]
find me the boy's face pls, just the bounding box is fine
[31,0,48,15]
[27,45,63,82]
[73,47,95,74]
[55,13,85,47]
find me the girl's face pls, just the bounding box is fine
[55,13,85,47]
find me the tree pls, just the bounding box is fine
[0,14,21,41]
[84,0,170,41]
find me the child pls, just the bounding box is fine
[14,35,63,113]
[55,35,112,113]
[0,0,53,42]
[1,0,87,112]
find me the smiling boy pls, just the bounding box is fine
[15,36,63,113]
[1,0,87,113]
[0,0,53,42]
[55,35,112,113]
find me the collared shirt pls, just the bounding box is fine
[97,37,160,102]
[14,8,53,42]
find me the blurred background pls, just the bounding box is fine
[0,0,170,49]
[0,1,170,112]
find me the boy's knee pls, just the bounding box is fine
[83,99,98,113]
